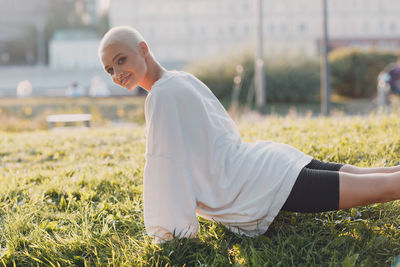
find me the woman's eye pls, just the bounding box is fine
[107,67,113,74]
[118,57,126,64]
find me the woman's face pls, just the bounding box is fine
[100,42,148,90]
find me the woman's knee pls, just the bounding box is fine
[338,164,361,174]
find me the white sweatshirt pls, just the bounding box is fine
[143,70,313,243]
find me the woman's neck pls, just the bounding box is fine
[141,57,166,91]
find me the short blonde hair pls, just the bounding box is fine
[98,26,146,58]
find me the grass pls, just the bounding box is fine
[1,113,400,266]
[0,96,146,131]
[2,94,399,132]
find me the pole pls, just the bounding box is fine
[255,0,266,113]
[321,0,331,116]
[36,20,46,66]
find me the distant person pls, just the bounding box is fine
[16,80,33,98]
[66,81,85,98]
[98,26,400,243]
[382,58,400,95]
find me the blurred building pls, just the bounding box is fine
[0,0,50,64]
[108,0,400,65]
[0,0,48,42]
[109,0,253,68]
[318,0,400,53]
[0,0,102,66]
[49,29,100,70]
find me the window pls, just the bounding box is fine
[281,23,287,33]
[390,22,396,33]
[379,21,385,33]
[243,2,249,12]
[218,27,224,36]
[270,23,275,33]
[150,27,156,38]
[244,25,249,35]
[200,26,207,36]
[230,25,236,34]
[187,26,194,36]
[298,23,306,33]
[363,22,369,33]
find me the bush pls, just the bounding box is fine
[265,57,320,102]
[329,48,398,98]
[186,53,244,101]
[187,52,320,104]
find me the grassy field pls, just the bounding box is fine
[0,97,146,132]
[2,94,400,132]
[1,113,400,266]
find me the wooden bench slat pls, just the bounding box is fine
[46,114,92,123]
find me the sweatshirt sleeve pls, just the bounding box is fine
[143,91,199,243]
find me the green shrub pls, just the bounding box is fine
[186,53,244,101]
[265,57,320,102]
[329,48,398,98]
[187,52,320,104]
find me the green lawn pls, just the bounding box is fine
[0,96,146,132]
[1,114,400,266]
[2,94,399,132]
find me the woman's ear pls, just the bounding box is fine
[139,41,149,57]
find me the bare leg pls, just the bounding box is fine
[340,164,400,174]
[339,171,400,209]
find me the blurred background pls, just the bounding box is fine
[1,0,400,131]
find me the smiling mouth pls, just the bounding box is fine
[120,74,132,86]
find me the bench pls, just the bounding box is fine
[46,114,92,128]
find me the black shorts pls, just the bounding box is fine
[281,159,343,213]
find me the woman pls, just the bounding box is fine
[99,26,400,243]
